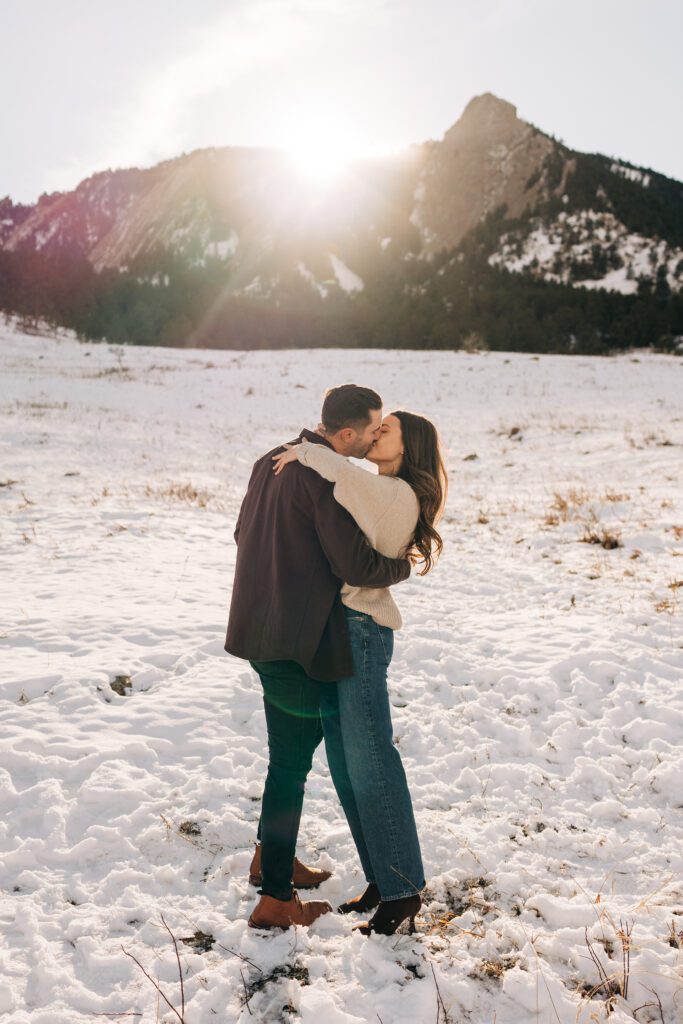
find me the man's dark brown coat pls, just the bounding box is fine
[224,429,411,681]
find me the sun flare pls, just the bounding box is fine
[279,106,364,188]
[285,141,352,187]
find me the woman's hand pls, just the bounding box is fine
[272,443,300,475]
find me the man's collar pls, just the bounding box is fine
[299,427,335,450]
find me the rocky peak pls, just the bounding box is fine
[411,92,566,253]
[446,92,520,140]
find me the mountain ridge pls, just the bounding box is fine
[1,92,682,352]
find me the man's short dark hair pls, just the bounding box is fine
[321,384,382,433]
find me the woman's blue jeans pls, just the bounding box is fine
[320,608,425,901]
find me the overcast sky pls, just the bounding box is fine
[2,0,681,205]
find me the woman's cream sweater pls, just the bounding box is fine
[295,441,419,630]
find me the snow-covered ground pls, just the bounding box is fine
[1,322,683,1024]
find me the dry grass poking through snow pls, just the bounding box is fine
[542,488,628,549]
[142,481,226,510]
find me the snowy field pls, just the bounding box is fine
[1,321,683,1024]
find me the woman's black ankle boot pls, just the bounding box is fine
[353,894,421,936]
[337,883,380,915]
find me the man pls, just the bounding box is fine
[225,384,411,929]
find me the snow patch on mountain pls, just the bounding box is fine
[205,229,239,260]
[297,263,328,297]
[489,209,683,294]
[329,254,364,293]
[610,162,651,188]
[34,220,61,251]
[242,275,265,296]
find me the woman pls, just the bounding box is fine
[272,410,447,935]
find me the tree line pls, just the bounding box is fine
[1,230,681,354]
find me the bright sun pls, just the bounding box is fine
[279,108,397,188]
[285,141,351,187]
[279,109,360,187]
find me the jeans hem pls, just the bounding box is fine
[259,887,294,901]
[380,884,425,901]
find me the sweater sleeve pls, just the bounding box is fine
[296,441,396,538]
[311,488,411,589]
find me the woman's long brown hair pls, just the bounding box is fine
[393,410,448,576]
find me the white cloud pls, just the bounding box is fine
[41,0,323,192]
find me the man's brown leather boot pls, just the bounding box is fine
[248,890,332,930]
[248,843,333,889]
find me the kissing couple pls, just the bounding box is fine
[225,384,447,936]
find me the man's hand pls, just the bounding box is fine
[272,443,300,476]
